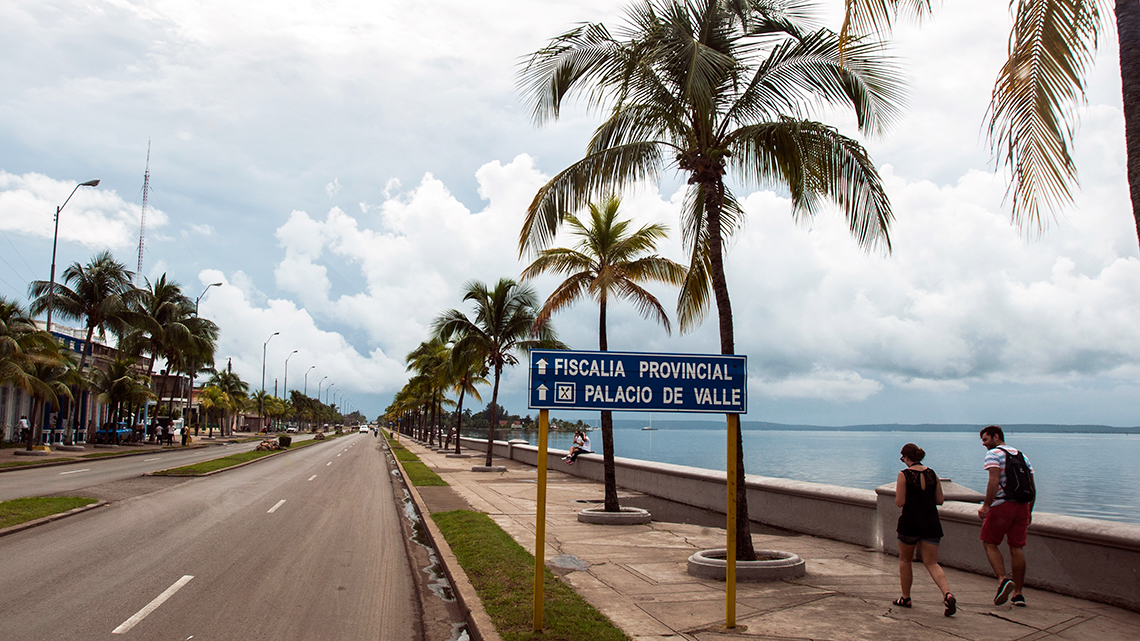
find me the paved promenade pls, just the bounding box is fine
[398,436,1140,641]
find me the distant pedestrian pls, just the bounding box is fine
[18,415,30,443]
[978,425,1035,607]
[566,430,591,464]
[893,443,955,616]
[181,427,189,447]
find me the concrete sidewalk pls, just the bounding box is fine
[398,437,1140,641]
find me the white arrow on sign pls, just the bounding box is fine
[537,358,548,375]
[537,384,548,401]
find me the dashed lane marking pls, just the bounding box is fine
[144,458,162,462]
[267,499,286,514]
[59,469,90,475]
[308,475,317,481]
[112,575,194,634]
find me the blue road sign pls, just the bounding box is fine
[528,349,746,413]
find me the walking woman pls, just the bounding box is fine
[894,443,956,616]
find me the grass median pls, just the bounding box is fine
[153,436,329,475]
[433,510,628,641]
[1,496,98,529]
[385,433,447,486]
[0,458,72,469]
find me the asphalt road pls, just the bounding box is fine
[0,433,420,640]
[0,439,290,502]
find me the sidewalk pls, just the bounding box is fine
[397,437,1140,640]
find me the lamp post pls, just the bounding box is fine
[303,366,315,395]
[317,376,328,402]
[283,350,298,397]
[260,332,279,424]
[46,179,99,332]
[325,383,335,405]
[195,282,223,315]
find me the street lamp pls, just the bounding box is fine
[260,332,279,422]
[317,376,328,401]
[304,366,315,395]
[46,179,99,332]
[283,350,298,397]
[195,282,223,315]
[325,383,335,405]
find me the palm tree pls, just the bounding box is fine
[406,337,452,446]
[89,357,153,443]
[198,385,227,438]
[840,0,1139,247]
[434,278,566,467]
[442,342,488,455]
[0,298,79,448]
[208,369,249,436]
[28,251,140,443]
[522,196,687,512]
[518,0,900,560]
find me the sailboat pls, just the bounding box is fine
[641,414,657,430]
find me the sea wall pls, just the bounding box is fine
[454,435,1140,611]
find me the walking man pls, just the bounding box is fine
[978,425,1035,607]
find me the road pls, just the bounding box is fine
[0,439,283,501]
[0,433,421,640]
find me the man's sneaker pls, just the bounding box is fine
[994,578,1014,605]
[1011,594,1026,607]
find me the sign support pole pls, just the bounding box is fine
[532,408,549,632]
[726,412,737,628]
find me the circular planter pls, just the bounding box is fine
[12,449,51,457]
[687,548,806,581]
[577,506,652,525]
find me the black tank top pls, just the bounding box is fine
[897,468,944,539]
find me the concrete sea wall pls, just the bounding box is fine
[453,435,1140,611]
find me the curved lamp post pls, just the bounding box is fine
[303,366,315,395]
[260,332,279,423]
[46,179,100,333]
[283,350,299,397]
[195,282,223,316]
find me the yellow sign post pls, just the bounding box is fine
[532,408,550,632]
[726,412,737,628]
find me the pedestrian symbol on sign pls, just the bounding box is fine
[555,382,574,404]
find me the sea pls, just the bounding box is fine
[483,421,1140,526]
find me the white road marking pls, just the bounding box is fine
[58,469,90,475]
[326,462,332,466]
[267,499,286,513]
[144,458,162,462]
[112,575,194,634]
[308,475,317,481]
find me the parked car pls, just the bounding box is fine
[359,426,369,434]
[286,426,298,433]
[95,421,135,444]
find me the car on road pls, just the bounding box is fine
[286,426,298,433]
[95,422,136,444]
[359,426,369,434]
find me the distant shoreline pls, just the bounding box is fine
[593,419,1140,434]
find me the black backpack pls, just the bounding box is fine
[1000,447,1036,503]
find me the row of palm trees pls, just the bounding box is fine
[390,195,688,513]
[1,251,221,447]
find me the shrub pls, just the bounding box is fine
[278,435,292,449]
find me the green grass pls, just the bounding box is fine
[0,496,98,529]
[433,510,628,641]
[0,458,72,469]
[153,437,322,475]
[401,460,448,486]
[81,450,143,459]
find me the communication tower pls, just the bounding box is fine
[136,140,151,284]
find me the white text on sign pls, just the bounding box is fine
[583,385,742,406]
[552,358,734,380]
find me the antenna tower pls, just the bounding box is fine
[136,140,151,285]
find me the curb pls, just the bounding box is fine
[0,444,216,473]
[389,439,504,641]
[0,500,109,538]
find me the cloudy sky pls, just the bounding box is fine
[1,0,1136,426]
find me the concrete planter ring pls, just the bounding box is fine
[577,506,652,525]
[687,548,806,581]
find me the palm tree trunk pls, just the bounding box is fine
[1118,0,1140,249]
[598,299,620,512]
[453,382,467,455]
[64,327,97,446]
[485,365,502,467]
[705,178,757,562]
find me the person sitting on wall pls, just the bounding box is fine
[566,430,591,465]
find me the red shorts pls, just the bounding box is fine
[980,501,1031,548]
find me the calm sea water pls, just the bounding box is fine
[495,427,1140,525]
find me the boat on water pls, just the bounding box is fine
[642,415,657,430]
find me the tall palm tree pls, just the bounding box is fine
[840,0,1139,246]
[434,278,566,467]
[0,298,78,448]
[28,251,140,443]
[89,357,153,443]
[406,337,452,446]
[522,196,687,512]
[518,0,900,560]
[442,342,488,455]
[208,369,249,436]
